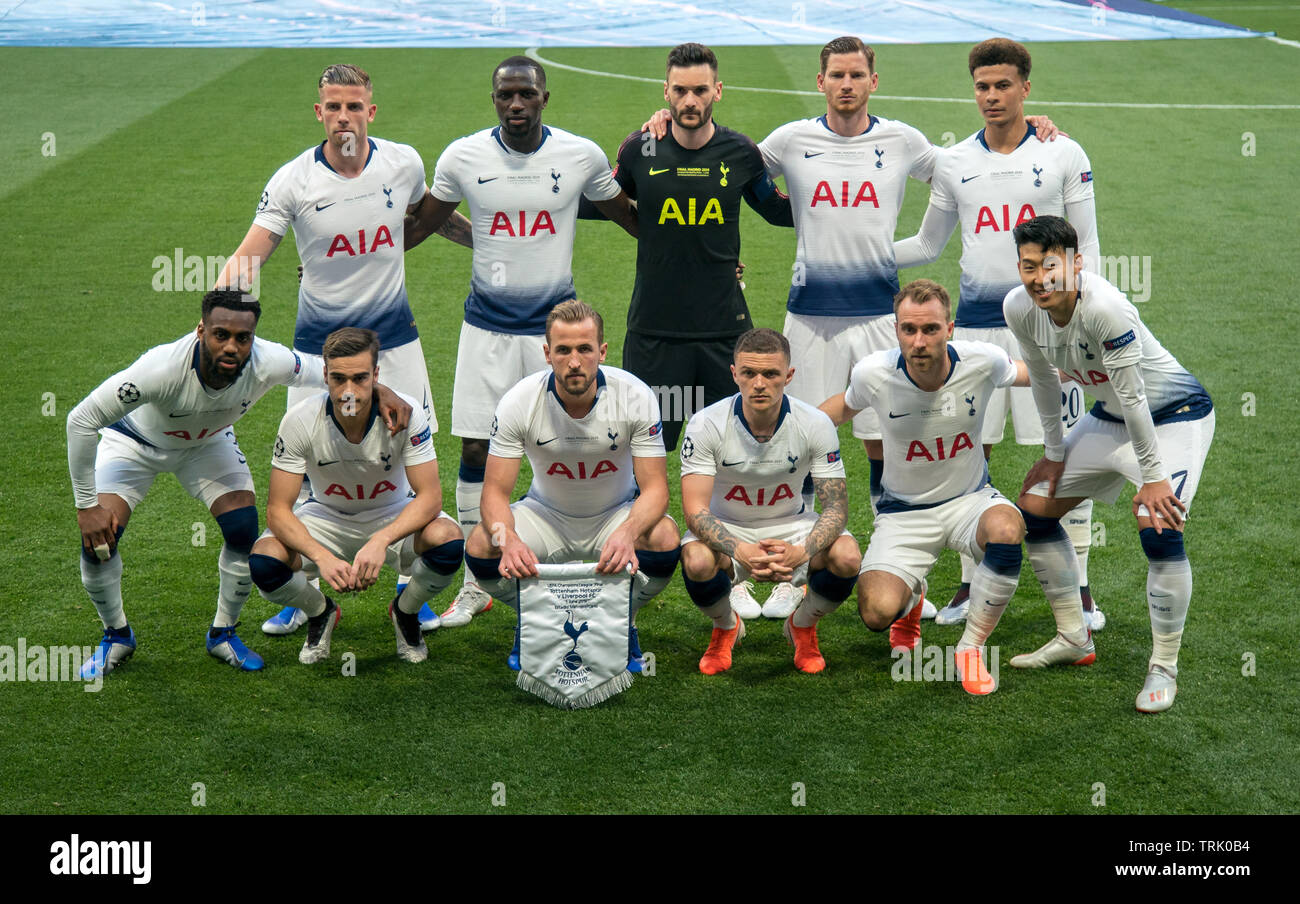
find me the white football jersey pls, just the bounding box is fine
[253,138,427,353]
[1003,272,1211,424]
[272,390,436,516]
[759,115,936,318]
[931,126,1096,328]
[431,126,621,335]
[488,366,665,518]
[66,334,322,508]
[844,341,1018,510]
[680,394,845,527]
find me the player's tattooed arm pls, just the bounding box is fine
[686,511,740,557]
[805,477,848,559]
[405,192,461,250]
[435,210,474,249]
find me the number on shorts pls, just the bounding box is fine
[1171,469,1188,499]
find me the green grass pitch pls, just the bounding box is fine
[2,23,1298,814]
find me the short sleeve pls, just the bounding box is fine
[1063,141,1095,205]
[251,160,299,237]
[905,123,937,182]
[758,123,789,179]
[807,411,845,479]
[271,411,310,475]
[401,405,437,466]
[430,141,465,203]
[487,386,527,460]
[928,147,956,212]
[983,342,1019,389]
[403,146,427,207]
[628,384,666,458]
[844,356,880,413]
[579,138,621,202]
[678,413,719,478]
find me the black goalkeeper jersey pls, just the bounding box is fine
[612,124,792,339]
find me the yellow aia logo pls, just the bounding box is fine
[719,162,730,186]
[658,196,724,225]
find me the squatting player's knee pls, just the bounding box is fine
[250,535,290,562]
[464,521,499,559]
[418,515,465,549]
[460,438,489,469]
[680,543,721,582]
[641,516,681,552]
[824,535,863,578]
[982,507,1026,547]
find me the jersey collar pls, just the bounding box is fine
[492,125,551,156]
[734,393,790,440]
[976,121,1036,152]
[325,393,380,440]
[315,137,377,174]
[818,113,878,136]
[896,345,961,389]
[546,367,607,414]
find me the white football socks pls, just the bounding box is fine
[958,562,1019,650]
[1026,533,1087,644]
[1147,557,1192,675]
[259,571,327,617]
[397,556,457,615]
[215,545,251,628]
[80,552,126,630]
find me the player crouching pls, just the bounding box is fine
[680,329,861,675]
[460,301,680,672]
[248,328,462,664]
[820,280,1042,695]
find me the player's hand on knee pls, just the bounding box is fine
[77,506,120,559]
[500,540,539,579]
[374,383,413,436]
[1021,456,1065,498]
[641,108,671,140]
[1134,479,1186,533]
[597,529,638,575]
[321,556,357,593]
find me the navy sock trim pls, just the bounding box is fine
[458,462,486,483]
[215,505,259,554]
[808,567,855,602]
[636,547,680,578]
[248,553,293,592]
[81,526,126,564]
[683,571,732,608]
[1020,508,1067,543]
[981,542,1023,577]
[420,539,465,575]
[1139,527,1186,561]
[868,459,883,496]
[465,552,502,582]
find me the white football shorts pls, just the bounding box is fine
[861,486,1017,589]
[509,496,675,565]
[95,427,254,510]
[1025,410,1215,520]
[783,311,896,441]
[273,500,454,579]
[452,321,548,439]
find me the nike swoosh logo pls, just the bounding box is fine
[648,167,669,176]
[1150,592,1172,598]
[536,437,559,445]
[477,176,498,184]
[960,175,980,183]
[169,412,192,418]
[721,459,745,467]
[888,412,910,419]
[804,151,824,158]
[317,459,340,466]
[315,201,336,211]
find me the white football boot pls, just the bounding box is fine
[761,582,803,619]
[729,581,762,620]
[438,582,493,628]
[1136,665,1177,713]
[1009,632,1096,668]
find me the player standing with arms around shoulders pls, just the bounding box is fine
[248,329,463,665]
[213,63,471,636]
[894,39,1104,630]
[679,328,861,675]
[1004,216,1214,712]
[602,43,793,457]
[405,57,639,632]
[460,301,680,671]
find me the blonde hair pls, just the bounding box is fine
[545,300,603,344]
